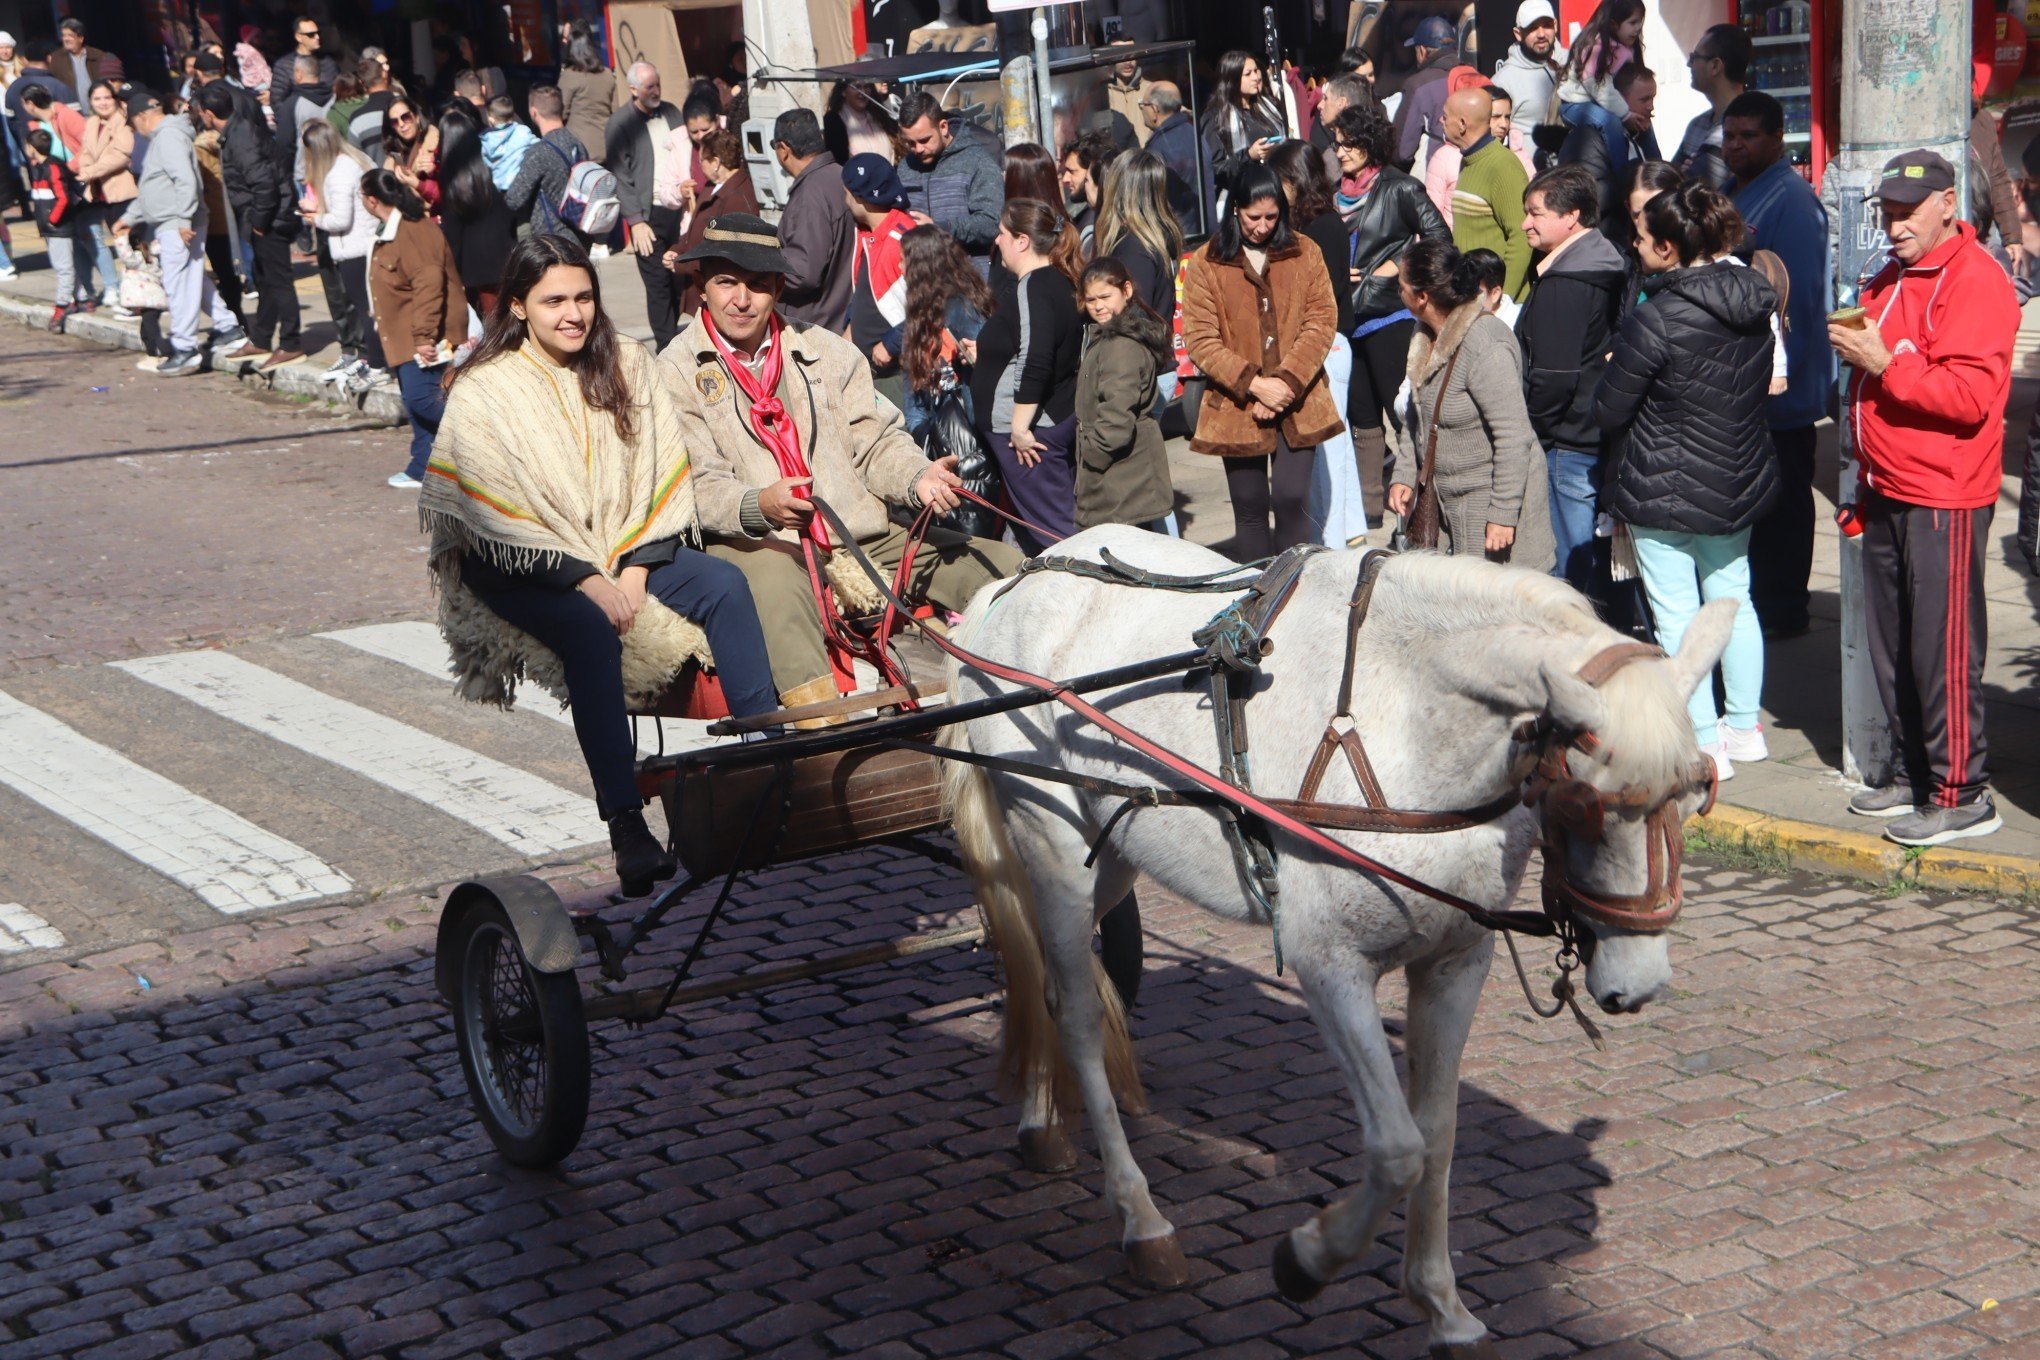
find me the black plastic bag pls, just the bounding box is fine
[925,387,1004,540]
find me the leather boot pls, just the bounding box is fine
[778,675,847,730]
[609,808,677,897]
[1351,424,1388,529]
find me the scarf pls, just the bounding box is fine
[703,311,831,549]
[1335,163,1382,214]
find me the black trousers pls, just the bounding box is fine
[634,206,683,351]
[315,230,363,357]
[1347,317,1415,521]
[247,229,301,351]
[1860,490,1991,808]
[464,551,782,820]
[336,256,383,367]
[1224,435,1317,562]
[204,233,246,328]
[1748,423,1818,633]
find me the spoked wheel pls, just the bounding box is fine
[449,901,590,1167]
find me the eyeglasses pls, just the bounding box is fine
[298,26,318,37]
[394,112,416,124]
[1688,51,1716,65]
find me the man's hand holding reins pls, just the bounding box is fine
[914,456,964,514]
[758,475,817,528]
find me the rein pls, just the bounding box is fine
[812,498,1708,1036]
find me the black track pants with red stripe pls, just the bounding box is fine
[1861,490,1991,807]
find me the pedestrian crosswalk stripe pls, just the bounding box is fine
[113,651,603,856]
[315,622,717,755]
[0,691,353,913]
[0,904,66,953]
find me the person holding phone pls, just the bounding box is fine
[1200,50,1286,213]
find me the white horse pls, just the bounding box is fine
[940,526,1731,1359]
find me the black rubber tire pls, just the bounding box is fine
[448,900,590,1167]
[1098,890,1143,1011]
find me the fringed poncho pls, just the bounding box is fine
[422,339,714,709]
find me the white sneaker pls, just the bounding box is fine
[387,471,423,489]
[588,243,611,260]
[0,266,18,281]
[1699,740,1734,783]
[135,355,163,372]
[1718,722,1768,763]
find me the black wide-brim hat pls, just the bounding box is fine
[673,213,791,274]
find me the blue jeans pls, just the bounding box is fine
[1559,101,1630,175]
[1630,525,1765,743]
[1309,333,1369,547]
[80,210,118,298]
[465,551,778,817]
[396,361,447,479]
[1546,448,1600,590]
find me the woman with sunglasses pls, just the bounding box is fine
[382,96,440,212]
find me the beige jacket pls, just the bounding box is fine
[1103,74,1155,147]
[659,314,929,545]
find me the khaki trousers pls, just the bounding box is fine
[706,523,1022,697]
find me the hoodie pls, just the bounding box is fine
[1516,228,1630,454]
[481,120,539,193]
[121,112,202,236]
[1075,304,1176,528]
[1492,43,1565,134]
[1596,260,1781,534]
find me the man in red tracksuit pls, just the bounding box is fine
[1829,149,2018,846]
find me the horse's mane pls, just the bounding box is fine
[1372,552,1697,794]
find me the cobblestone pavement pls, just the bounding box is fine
[1,848,2035,1360]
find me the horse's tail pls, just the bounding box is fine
[940,603,1143,1117]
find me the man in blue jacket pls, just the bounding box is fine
[1727,91,1833,638]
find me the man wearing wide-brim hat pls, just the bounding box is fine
[658,214,1022,712]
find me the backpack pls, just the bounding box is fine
[539,139,619,237]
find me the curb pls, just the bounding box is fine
[1692,802,2040,900]
[0,290,407,424]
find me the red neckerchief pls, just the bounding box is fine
[702,312,829,550]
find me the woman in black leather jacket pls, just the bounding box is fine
[1327,103,1449,523]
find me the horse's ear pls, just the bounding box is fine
[1540,660,1608,736]
[1664,600,1737,702]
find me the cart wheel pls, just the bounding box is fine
[449,900,590,1167]
[1099,891,1143,1011]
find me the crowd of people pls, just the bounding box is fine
[0,2,2029,861]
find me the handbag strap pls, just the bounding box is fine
[1417,342,1463,491]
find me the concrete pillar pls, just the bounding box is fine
[744,0,823,123]
[1825,0,1972,784]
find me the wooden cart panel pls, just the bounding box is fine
[661,744,947,879]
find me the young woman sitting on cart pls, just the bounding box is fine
[424,233,781,895]
[657,214,1023,710]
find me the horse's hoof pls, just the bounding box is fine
[1271,1233,1325,1302]
[1125,1233,1191,1289]
[1016,1125,1078,1174]
[1428,1339,1501,1360]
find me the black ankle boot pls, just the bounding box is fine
[608,808,677,896]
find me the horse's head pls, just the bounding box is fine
[1530,601,1737,1015]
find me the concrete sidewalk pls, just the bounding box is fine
[7,207,2039,896]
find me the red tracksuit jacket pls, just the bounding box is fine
[1849,221,2019,510]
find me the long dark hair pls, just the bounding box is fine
[1210,163,1295,262]
[359,167,425,221]
[562,25,604,74]
[448,234,641,440]
[1203,49,1282,141]
[1003,142,1064,216]
[383,96,425,158]
[1640,180,1745,265]
[1001,198,1084,292]
[1399,238,1482,312]
[1079,255,1164,325]
[436,102,502,223]
[902,225,995,392]
[1567,0,1645,86]
[1269,138,1334,224]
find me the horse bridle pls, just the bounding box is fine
[1291,554,1717,940]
